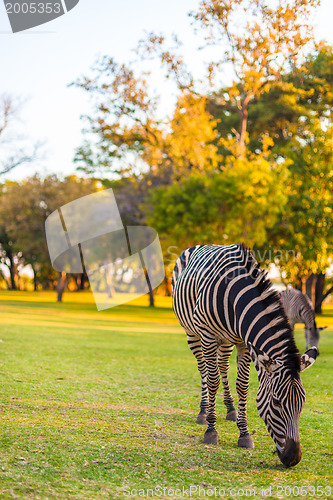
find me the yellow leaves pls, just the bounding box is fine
[166,93,222,175]
[261,135,274,156]
[193,0,318,105]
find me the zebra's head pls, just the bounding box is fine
[249,343,318,468]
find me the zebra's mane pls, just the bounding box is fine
[240,243,301,374]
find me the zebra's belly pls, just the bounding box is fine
[193,311,242,344]
[173,265,243,345]
[192,290,243,345]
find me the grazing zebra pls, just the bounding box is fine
[172,244,318,468]
[279,288,327,350]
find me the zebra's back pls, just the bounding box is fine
[172,244,254,343]
[279,288,314,329]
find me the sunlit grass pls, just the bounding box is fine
[0,291,332,499]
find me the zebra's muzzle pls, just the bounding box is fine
[277,438,302,468]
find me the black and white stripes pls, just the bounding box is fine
[279,288,326,350]
[172,244,318,467]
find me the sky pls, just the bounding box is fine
[1,0,333,182]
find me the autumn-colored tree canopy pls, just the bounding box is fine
[1,0,332,308]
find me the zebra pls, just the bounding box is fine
[172,244,318,468]
[279,288,327,351]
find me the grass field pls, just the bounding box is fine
[0,290,332,499]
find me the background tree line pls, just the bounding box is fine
[1,0,332,310]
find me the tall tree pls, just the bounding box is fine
[142,0,320,156]
[73,60,221,181]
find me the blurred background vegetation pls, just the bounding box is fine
[0,0,332,312]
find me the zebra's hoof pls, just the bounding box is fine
[196,412,207,425]
[238,434,254,449]
[226,410,238,422]
[203,429,219,445]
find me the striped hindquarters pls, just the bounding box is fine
[279,288,315,330]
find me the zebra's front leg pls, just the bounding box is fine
[218,343,237,421]
[186,331,208,425]
[236,343,254,449]
[202,337,220,445]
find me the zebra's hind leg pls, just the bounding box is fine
[186,331,208,425]
[201,335,220,445]
[217,343,237,422]
[235,343,254,449]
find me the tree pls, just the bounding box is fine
[0,95,40,177]
[147,155,288,264]
[0,222,22,290]
[208,43,333,309]
[73,59,222,181]
[0,175,99,297]
[209,42,333,158]
[142,0,320,156]
[266,122,333,310]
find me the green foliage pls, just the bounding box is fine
[269,123,333,283]
[211,43,333,157]
[0,175,100,289]
[148,155,288,252]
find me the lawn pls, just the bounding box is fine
[0,290,332,499]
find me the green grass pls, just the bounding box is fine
[0,290,332,499]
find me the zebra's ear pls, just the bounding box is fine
[300,346,318,372]
[319,326,327,331]
[248,343,282,375]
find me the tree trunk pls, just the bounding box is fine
[9,265,17,290]
[148,287,154,307]
[57,272,69,302]
[31,264,38,291]
[75,273,86,291]
[310,274,317,309]
[144,269,155,307]
[304,273,327,313]
[239,108,248,156]
[301,275,307,295]
[315,273,325,314]
[80,273,86,290]
[164,275,171,297]
[305,273,317,308]
[315,282,333,313]
[6,248,17,290]
[105,267,115,298]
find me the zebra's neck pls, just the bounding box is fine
[235,285,298,365]
[228,247,300,372]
